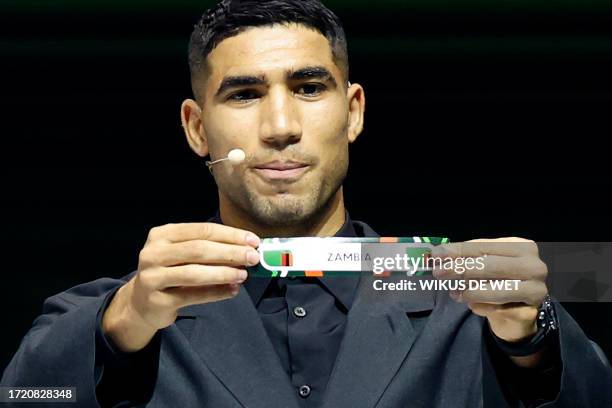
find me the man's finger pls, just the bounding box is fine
[431,238,538,259]
[146,222,260,247]
[140,240,260,267]
[434,255,547,281]
[164,283,241,309]
[452,280,547,306]
[143,265,248,290]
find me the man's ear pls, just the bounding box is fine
[181,99,209,157]
[346,82,365,144]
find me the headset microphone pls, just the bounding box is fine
[205,148,246,171]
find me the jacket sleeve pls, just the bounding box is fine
[0,273,157,408]
[541,303,612,406]
[483,301,612,408]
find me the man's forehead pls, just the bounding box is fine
[207,24,336,79]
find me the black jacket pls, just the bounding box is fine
[2,220,611,407]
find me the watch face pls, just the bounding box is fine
[539,295,558,333]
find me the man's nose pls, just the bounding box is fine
[259,87,302,147]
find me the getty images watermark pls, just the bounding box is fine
[363,242,612,302]
[369,253,517,292]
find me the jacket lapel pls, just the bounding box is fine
[172,219,433,408]
[177,287,301,408]
[321,273,436,408]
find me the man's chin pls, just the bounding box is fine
[255,189,307,203]
[249,195,315,226]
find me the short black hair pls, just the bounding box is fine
[188,0,349,102]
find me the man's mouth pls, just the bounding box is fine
[252,160,310,181]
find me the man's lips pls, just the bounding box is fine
[252,161,310,181]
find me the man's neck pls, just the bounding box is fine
[218,189,346,238]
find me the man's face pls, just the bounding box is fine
[189,23,362,227]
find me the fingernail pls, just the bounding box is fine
[229,283,240,295]
[245,233,260,247]
[431,246,448,258]
[432,263,450,278]
[236,269,248,282]
[246,250,260,266]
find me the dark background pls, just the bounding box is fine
[1,0,611,371]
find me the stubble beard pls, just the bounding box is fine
[223,157,347,229]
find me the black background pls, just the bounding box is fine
[1,0,611,371]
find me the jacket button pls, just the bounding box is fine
[298,385,311,398]
[293,306,307,318]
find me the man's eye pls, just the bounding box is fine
[228,90,258,102]
[297,83,326,97]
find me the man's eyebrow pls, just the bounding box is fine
[215,75,266,98]
[288,66,337,86]
[214,66,337,98]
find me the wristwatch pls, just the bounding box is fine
[490,295,559,357]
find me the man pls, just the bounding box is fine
[2,1,611,407]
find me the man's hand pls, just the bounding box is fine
[102,223,261,353]
[431,238,548,365]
